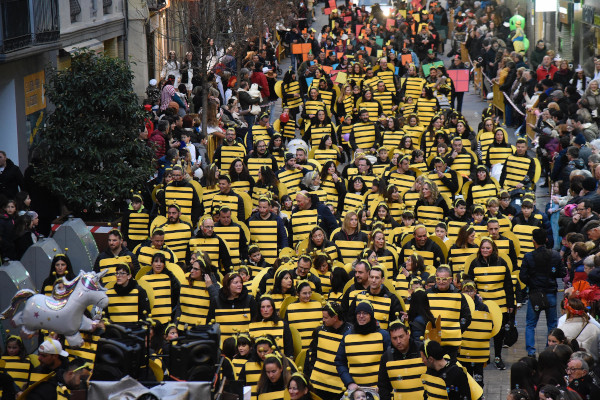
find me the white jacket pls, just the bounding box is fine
[558,316,600,360]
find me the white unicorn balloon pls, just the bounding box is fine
[1,270,109,347]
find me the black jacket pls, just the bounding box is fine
[399,237,446,266]
[94,246,140,276]
[519,247,566,293]
[0,213,15,260]
[105,279,151,322]
[207,285,257,321]
[0,158,23,199]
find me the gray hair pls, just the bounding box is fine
[571,351,594,368]
[576,108,593,123]
[590,139,600,152]
[301,171,320,190]
[584,255,596,269]
[570,169,592,179]
[572,358,590,372]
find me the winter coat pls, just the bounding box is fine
[0,158,23,199]
[559,316,600,360]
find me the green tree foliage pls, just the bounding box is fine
[35,51,155,219]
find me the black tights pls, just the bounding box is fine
[464,362,485,388]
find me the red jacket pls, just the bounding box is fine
[148,130,166,159]
[536,64,558,81]
[251,71,270,99]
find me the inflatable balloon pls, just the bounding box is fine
[509,14,525,32]
[1,270,109,347]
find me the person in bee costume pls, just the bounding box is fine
[420,340,474,400]
[104,263,151,327]
[348,265,404,330]
[426,265,472,361]
[305,301,352,400]
[499,138,537,191]
[334,300,391,391]
[377,319,426,400]
[121,193,151,251]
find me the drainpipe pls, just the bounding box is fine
[124,0,129,62]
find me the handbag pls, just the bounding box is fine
[250,104,261,115]
[529,290,550,312]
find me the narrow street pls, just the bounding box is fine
[283,2,555,397]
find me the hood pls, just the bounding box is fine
[3,158,16,169]
[218,285,250,304]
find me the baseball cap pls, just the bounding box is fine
[39,339,69,357]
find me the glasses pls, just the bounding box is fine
[435,277,451,282]
[191,267,201,272]
[576,208,585,212]
[566,367,583,372]
[116,272,129,276]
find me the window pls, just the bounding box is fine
[70,0,81,23]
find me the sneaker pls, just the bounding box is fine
[494,357,506,370]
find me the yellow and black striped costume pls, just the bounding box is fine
[284,300,322,350]
[138,272,176,324]
[177,275,211,330]
[290,209,319,247]
[157,221,192,262]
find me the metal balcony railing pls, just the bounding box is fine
[0,0,59,53]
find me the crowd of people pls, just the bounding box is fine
[3,0,600,399]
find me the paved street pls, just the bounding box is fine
[294,3,558,398]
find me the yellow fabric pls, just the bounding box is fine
[344,331,385,386]
[386,358,427,400]
[427,292,464,346]
[177,276,211,330]
[310,329,346,393]
[106,287,140,324]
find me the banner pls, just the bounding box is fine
[447,69,470,92]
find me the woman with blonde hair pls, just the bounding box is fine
[331,211,369,264]
[414,179,449,225]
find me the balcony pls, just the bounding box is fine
[0,0,60,54]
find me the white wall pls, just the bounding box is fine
[0,81,19,165]
[59,0,125,37]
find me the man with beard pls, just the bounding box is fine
[341,260,371,316]
[156,204,193,264]
[94,229,140,285]
[162,165,201,226]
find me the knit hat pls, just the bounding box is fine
[284,152,295,162]
[574,133,587,146]
[39,339,69,357]
[582,176,597,192]
[355,301,374,317]
[149,79,157,86]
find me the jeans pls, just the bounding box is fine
[525,291,558,356]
